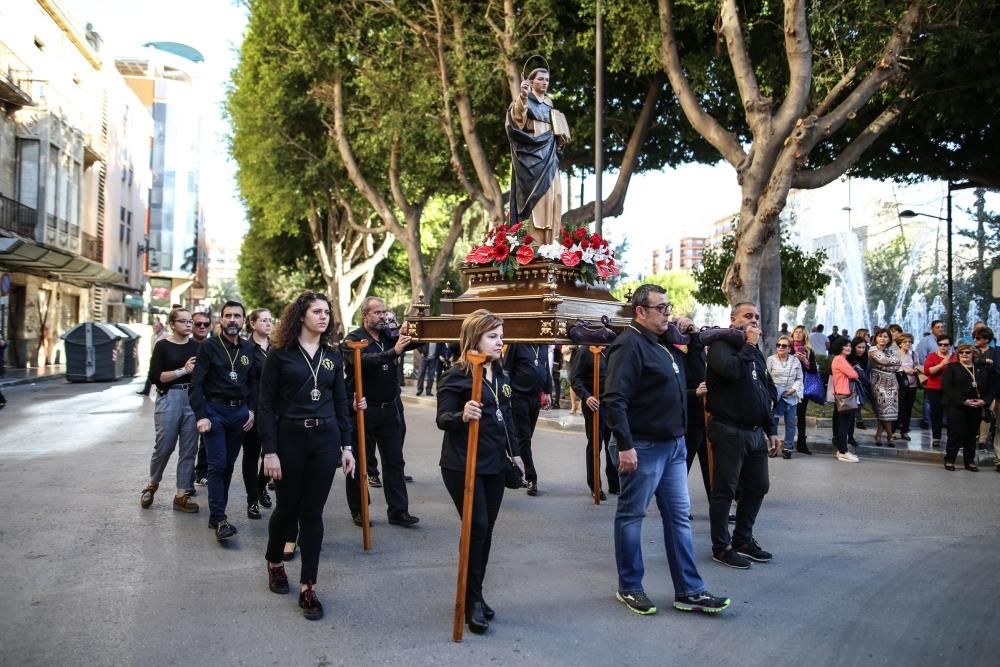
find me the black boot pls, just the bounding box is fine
[466,601,489,634]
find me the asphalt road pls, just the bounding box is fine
[0,379,998,666]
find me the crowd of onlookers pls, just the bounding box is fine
[782,320,998,470]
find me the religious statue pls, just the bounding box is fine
[506,66,571,247]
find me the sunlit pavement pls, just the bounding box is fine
[1,379,998,665]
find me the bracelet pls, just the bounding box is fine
[342,446,353,452]
[174,368,186,379]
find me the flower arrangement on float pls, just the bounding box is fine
[464,222,619,285]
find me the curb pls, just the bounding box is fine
[0,373,67,389]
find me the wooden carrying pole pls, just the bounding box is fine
[704,410,714,491]
[452,350,487,642]
[346,340,372,552]
[590,346,604,505]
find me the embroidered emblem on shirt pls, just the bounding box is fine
[240,355,250,365]
[502,383,512,398]
[322,358,335,370]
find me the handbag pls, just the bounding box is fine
[803,368,826,404]
[834,393,855,412]
[503,455,525,489]
[569,315,617,345]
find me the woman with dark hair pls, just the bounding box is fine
[941,343,994,471]
[258,292,363,621]
[243,308,273,520]
[868,329,901,446]
[140,307,201,511]
[437,309,524,635]
[845,337,870,443]
[830,337,861,462]
[790,325,816,454]
[923,334,954,447]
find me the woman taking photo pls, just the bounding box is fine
[830,337,861,463]
[790,325,816,454]
[258,292,361,621]
[140,307,201,512]
[941,344,994,471]
[868,329,901,447]
[243,308,273,520]
[766,335,803,459]
[895,333,920,441]
[436,309,525,635]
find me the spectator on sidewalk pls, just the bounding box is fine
[895,333,920,441]
[809,324,829,354]
[767,335,803,459]
[916,320,945,429]
[941,344,994,471]
[923,334,955,448]
[416,342,440,396]
[791,325,817,455]
[830,337,861,463]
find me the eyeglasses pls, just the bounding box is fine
[193,321,211,327]
[641,303,671,314]
[172,319,193,325]
[938,342,951,347]
[775,343,790,348]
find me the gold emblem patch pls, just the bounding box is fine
[240,355,250,365]
[322,358,334,370]
[502,383,512,398]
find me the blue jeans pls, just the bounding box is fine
[614,437,705,597]
[417,357,438,394]
[773,400,798,450]
[204,402,249,523]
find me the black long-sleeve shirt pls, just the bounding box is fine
[256,344,354,455]
[147,338,200,392]
[342,327,418,405]
[942,362,995,409]
[188,334,258,419]
[705,334,777,436]
[604,321,688,451]
[436,362,520,474]
[571,346,607,408]
[503,344,553,396]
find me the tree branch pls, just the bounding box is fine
[720,0,769,131]
[428,198,474,289]
[770,0,812,144]
[657,0,747,168]
[813,62,861,118]
[388,136,417,220]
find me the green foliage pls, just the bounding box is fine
[613,270,697,318]
[237,221,323,316]
[693,232,830,307]
[956,191,1000,304]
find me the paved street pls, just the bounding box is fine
[1,379,998,666]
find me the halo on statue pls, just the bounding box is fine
[521,54,550,80]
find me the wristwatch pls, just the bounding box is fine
[342,446,353,452]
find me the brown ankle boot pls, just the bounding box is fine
[173,494,199,513]
[140,482,158,509]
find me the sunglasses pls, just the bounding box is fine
[938,343,951,346]
[958,350,973,355]
[776,344,790,348]
[193,322,211,327]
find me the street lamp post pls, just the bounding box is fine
[899,179,976,339]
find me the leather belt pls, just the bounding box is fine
[710,415,761,432]
[168,383,191,391]
[303,418,326,428]
[369,402,396,408]
[207,396,246,407]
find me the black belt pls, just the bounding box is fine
[302,418,326,428]
[368,402,397,409]
[206,396,246,407]
[168,383,191,391]
[710,415,762,432]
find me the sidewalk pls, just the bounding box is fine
[0,365,67,389]
[400,383,995,466]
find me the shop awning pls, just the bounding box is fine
[0,236,124,286]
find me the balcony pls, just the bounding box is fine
[0,194,37,237]
[0,42,34,108]
[81,231,103,262]
[44,214,79,252]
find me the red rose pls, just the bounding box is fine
[575,250,583,258]
[580,238,590,249]
[574,228,587,241]
[561,236,574,249]
[560,250,581,267]
[495,224,508,237]
[508,222,522,234]
[590,233,602,247]
[472,246,495,264]
[523,234,534,245]
[515,245,535,265]
[493,243,510,261]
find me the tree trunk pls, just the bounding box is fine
[759,232,782,354]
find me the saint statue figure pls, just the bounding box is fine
[506,67,571,246]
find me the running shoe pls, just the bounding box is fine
[673,591,731,613]
[616,591,657,615]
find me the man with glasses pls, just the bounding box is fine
[192,311,213,486]
[604,284,729,616]
[189,301,258,542]
[923,335,954,448]
[706,302,781,570]
[343,297,420,527]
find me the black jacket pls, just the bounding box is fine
[705,333,777,435]
[942,362,995,409]
[189,334,258,419]
[503,344,553,396]
[342,327,418,405]
[570,346,607,408]
[436,363,520,474]
[604,321,688,451]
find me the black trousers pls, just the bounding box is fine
[945,406,981,465]
[195,434,207,480]
[551,369,561,404]
[242,424,262,504]
[365,398,407,479]
[832,408,856,454]
[706,419,770,553]
[583,406,619,493]
[345,403,409,518]
[265,421,338,584]
[511,393,541,482]
[927,389,944,440]
[441,468,505,605]
[795,400,808,444]
[685,417,711,502]
[897,385,917,433]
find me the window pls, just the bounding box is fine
[119,224,125,241]
[120,206,125,221]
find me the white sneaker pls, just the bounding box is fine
[836,451,859,463]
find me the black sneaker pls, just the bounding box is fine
[195,477,208,487]
[404,475,414,483]
[727,512,736,523]
[734,538,772,563]
[616,590,657,615]
[713,548,752,569]
[215,520,237,541]
[781,449,792,459]
[673,591,731,613]
[388,512,420,527]
[526,481,538,496]
[796,443,813,455]
[268,565,290,594]
[259,490,273,508]
[299,584,324,621]
[367,474,382,488]
[247,502,262,520]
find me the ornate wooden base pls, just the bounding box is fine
[404,261,632,343]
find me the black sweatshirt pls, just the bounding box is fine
[188,334,258,419]
[147,338,200,393]
[256,344,354,456]
[705,334,777,435]
[342,327,418,405]
[604,321,688,451]
[503,344,553,396]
